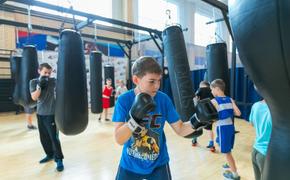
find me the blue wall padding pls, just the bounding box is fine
[17,34,47,50]
[96,42,124,57]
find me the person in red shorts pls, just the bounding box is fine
[99,78,114,121]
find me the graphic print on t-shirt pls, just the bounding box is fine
[127,113,162,161]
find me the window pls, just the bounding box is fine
[138,0,178,30]
[32,0,112,25]
[229,36,239,54]
[194,13,216,47]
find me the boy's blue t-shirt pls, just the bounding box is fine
[112,90,179,175]
[249,101,272,155]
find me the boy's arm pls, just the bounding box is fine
[30,80,41,101]
[231,98,241,116]
[170,120,195,137]
[170,98,218,137]
[31,89,41,101]
[114,122,132,145]
[248,104,255,126]
[210,99,219,111]
[115,87,119,96]
[102,86,108,98]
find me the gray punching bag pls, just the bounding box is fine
[90,51,103,113]
[206,43,230,96]
[163,25,195,122]
[229,1,290,179]
[10,56,22,105]
[55,29,88,135]
[104,65,115,107]
[19,45,38,108]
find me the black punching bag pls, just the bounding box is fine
[206,43,230,96]
[229,1,290,179]
[203,70,208,82]
[19,45,38,107]
[163,25,195,122]
[10,56,22,105]
[55,29,88,135]
[90,51,103,113]
[104,65,115,107]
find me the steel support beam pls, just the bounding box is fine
[201,0,233,40]
[206,18,224,25]
[117,42,129,58]
[1,3,132,36]
[230,41,236,98]
[76,18,95,30]
[201,0,228,12]
[221,11,233,39]
[149,32,163,54]
[9,0,162,36]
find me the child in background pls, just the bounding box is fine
[99,78,114,121]
[192,81,215,152]
[210,79,241,180]
[115,80,128,99]
[249,87,272,180]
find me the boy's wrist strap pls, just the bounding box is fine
[127,118,144,134]
[36,85,41,91]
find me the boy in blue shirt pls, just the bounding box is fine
[113,56,215,180]
[249,98,272,180]
[210,79,241,180]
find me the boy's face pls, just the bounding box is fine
[38,67,52,77]
[210,86,219,97]
[133,73,161,97]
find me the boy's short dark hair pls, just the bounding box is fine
[200,81,210,87]
[132,56,162,78]
[39,63,52,70]
[210,79,225,92]
[106,78,112,81]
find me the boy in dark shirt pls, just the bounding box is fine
[30,63,64,172]
[192,81,215,151]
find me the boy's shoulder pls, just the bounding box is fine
[117,90,171,103]
[156,91,170,99]
[252,101,266,109]
[156,90,167,96]
[214,96,232,104]
[118,89,134,100]
[154,91,173,105]
[214,95,231,99]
